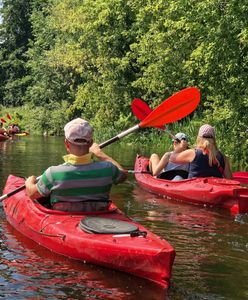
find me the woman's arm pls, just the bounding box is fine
[170,149,195,164]
[223,156,232,179]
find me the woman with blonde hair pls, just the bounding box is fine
[170,124,232,179]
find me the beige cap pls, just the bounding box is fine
[64,118,93,145]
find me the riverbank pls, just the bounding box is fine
[0,104,247,170]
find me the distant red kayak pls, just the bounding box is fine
[2,175,175,288]
[0,134,9,141]
[134,155,248,214]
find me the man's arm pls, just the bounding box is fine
[90,143,127,182]
[25,176,43,200]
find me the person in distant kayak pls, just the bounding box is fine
[149,132,190,180]
[25,118,127,212]
[0,122,7,135]
[8,123,20,134]
[170,124,232,179]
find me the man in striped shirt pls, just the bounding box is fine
[25,118,127,212]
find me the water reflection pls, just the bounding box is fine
[130,185,248,300]
[0,136,65,184]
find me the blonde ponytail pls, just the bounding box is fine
[196,137,220,167]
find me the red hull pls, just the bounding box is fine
[0,134,8,141]
[232,172,248,185]
[134,155,248,214]
[3,175,175,288]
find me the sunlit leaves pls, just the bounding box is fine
[0,0,247,161]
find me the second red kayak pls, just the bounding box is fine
[2,175,175,288]
[134,155,248,214]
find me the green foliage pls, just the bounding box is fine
[0,0,247,165]
[24,0,76,106]
[0,0,33,106]
[0,101,70,135]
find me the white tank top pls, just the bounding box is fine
[162,152,189,172]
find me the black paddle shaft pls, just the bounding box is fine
[99,124,140,149]
[0,185,25,202]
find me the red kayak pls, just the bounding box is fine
[232,172,248,185]
[2,175,175,288]
[134,155,248,214]
[0,134,9,141]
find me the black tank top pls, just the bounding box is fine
[188,149,225,178]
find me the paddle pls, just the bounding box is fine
[1,118,6,123]
[128,170,152,174]
[131,98,165,130]
[0,87,200,201]
[131,98,180,141]
[131,99,248,184]
[100,87,200,148]
[6,114,12,120]
[0,176,42,201]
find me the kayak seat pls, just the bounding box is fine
[37,197,52,208]
[157,170,189,180]
[79,216,139,234]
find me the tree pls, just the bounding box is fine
[0,0,33,106]
[25,0,77,107]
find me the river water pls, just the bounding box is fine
[0,136,248,300]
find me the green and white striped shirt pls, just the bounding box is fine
[36,154,124,205]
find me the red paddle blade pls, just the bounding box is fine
[132,98,152,120]
[131,98,165,130]
[139,87,200,128]
[1,118,6,123]
[6,114,12,120]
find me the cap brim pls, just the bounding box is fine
[66,138,91,145]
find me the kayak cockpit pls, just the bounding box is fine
[34,196,117,216]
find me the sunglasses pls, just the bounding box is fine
[174,138,188,142]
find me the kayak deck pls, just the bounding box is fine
[2,175,175,288]
[134,155,248,214]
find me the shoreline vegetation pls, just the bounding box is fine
[0,1,247,170]
[1,104,247,171]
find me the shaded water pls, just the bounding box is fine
[1,136,248,299]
